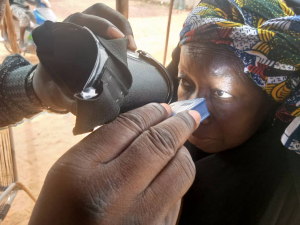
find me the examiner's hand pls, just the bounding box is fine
[29,103,200,225]
[32,3,137,114]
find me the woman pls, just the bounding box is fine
[174,0,300,224]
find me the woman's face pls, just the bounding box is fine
[178,44,274,153]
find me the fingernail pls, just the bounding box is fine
[188,110,201,125]
[127,35,137,50]
[160,103,172,116]
[108,26,125,39]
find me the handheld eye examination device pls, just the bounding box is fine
[170,98,210,123]
[33,22,210,134]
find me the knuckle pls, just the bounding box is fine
[139,112,195,160]
[89,3,105,13]
[143,125,179,159]
[91,3,105,10]
[175,112,196,132]
[115,113,147,135]
[68,12,83,23]
[116,103,166,133]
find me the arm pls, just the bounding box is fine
[0,54,44,128]
[0,3,137,129]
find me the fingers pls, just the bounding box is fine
[112,111,200,192]
[65,13,124,40]
[126,35,136,51]
[65,3,137,50]
[82,3,133,37]
[86,3,136,50]
[72,103,171,163]
[64,99,76,115]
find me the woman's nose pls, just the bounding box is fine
[201,114,211,125]
[189,90,213,125]
[191,88,209,99]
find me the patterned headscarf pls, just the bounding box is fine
[180,0,300,153]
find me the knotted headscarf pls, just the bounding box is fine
[180,0,300,153]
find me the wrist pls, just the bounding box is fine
[31,65,69,114]
[25,69,44,111]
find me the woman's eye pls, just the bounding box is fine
[178,78,192,87]
[215,90,232,98]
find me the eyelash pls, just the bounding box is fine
[177,77,193,88]
[178,78,233,99]
[213,90,232,99]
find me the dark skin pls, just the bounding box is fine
[178,43,276,153]
[29,5,200,225]
[29,103,200,225]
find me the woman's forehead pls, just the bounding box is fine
[179,44,258,87]
[181,43,241,67]
[180,45,242,75]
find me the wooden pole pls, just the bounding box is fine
[163,0,174,67]
[116,0,129,19]
[16,181,37,202]
[3,0,18,53]
[8,127,18,182]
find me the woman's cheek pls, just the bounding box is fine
[177,87,184,101]
[211,99,240,121]
[178,88,239,122]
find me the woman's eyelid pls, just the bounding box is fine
[178,71,194,85]
[178,78,192,87]
[214,89,233,99]
[178,70,187,79]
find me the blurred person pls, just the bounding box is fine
[9,0,35,50]
[6,0,53,51]
[34,0,56,23]
[35,0,51,8]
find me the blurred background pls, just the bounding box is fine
[0,0,193,224]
